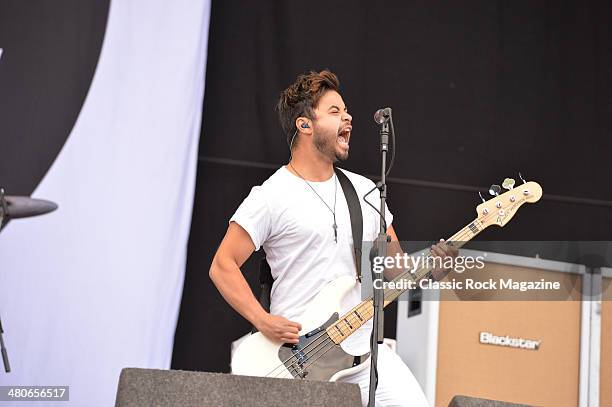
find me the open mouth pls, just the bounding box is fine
[337,126,351,149]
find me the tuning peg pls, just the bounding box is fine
[478,191,486,203]
[502,178,515,190]
[519,172,527,184]
[488,184,501,196]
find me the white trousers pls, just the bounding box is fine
[339,344,430,407]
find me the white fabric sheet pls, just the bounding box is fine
[0,1,210,405]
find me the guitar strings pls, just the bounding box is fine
[272,193,528,376]
[266,233,469,378]
[276,307,377,378]
[275,302,380,378]
[265,220,481,378]
[265,270,420,378]
[263,210,502,378]
[268,332,332,377]
[275,334,336,378]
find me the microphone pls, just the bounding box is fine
[373,107,391,124]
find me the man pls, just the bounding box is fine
[209,70,455,406]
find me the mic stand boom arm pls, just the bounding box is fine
[0,188,11,373]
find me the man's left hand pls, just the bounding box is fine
[429,239,459,281]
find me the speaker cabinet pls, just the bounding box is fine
[396,250,600,407]
[115,368,362,407]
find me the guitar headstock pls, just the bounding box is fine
[476,176,542,228]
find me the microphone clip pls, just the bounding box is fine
[373,107,392,125]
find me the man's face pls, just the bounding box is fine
[311,90,352,162]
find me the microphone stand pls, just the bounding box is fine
[368,115,391,406]
[0,188,11,372]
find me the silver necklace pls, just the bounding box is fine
[289,163,338,243]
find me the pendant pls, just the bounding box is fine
[333,222,338,243]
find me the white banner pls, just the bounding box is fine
[0,0,210,405]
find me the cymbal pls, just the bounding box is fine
[1,196,58,219]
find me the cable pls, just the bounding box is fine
[386,115,396,176]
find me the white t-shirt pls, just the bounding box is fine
[230,166,393,355]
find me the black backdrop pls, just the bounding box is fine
[172,0,612,373]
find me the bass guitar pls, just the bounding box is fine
[232,178,542,381]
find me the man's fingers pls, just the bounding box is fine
[281,333,299,343]
[430,244,446,257]
[439,239,459,257]
[430,239,457,258]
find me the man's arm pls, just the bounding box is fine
[209,222,302,343]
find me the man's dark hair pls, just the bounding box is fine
[276,69,340,147]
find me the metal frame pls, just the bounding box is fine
[579,273,592,407]
[425,292,440,406]
[585,267,607,407]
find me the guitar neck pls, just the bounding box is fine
[326,218,485,345]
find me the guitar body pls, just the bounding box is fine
[231,275,370,381]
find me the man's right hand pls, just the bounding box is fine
[209,223,302,345]
[254,313,302,344]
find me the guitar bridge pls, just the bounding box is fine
[277,313,340,379]
[291,345,309,378]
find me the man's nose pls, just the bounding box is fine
[343,111,352,122]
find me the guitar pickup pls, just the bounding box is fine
[305,326,324,338]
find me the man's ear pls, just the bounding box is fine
[295,117,312,134]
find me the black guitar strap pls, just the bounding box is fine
[334,167,363,282]
[257,256,273,314]
[255,167,364,318]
